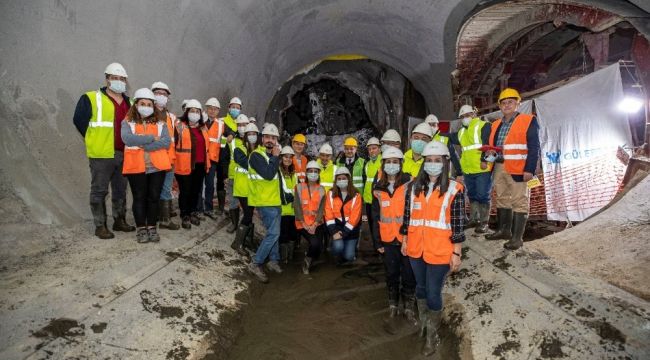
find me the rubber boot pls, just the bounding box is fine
[403,294,419,328]
[464,202,479,229]
[158,200,180,230]
[302,256,312,274]
[417,298,428,337]
[474,203,490,234]
[112,199,135,232]
[231,224,250,256]
[216,190,226,216]
[384,305,400,335]
[485,208,512,240]
[287,241,295,262]
[504,212,527,250]
[246,223,258,251]
[181,216,191,229]
[422,310,441,356]
[226,208,239,233]
[91,202,114,239]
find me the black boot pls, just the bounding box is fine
[504,212,527,250]
[280,243,289,264]
[181,216,191,229]
[287,241,295,262]
[91,202,114,239]
[158,200,180,230]
[403,293,419,328]
[485,208,512,240]
[231,224,250,256]
[464,202,479,229]
[216,190,226,216]
[226,208,240,233]
[384,287,401,334]
[245,223,258,252]
[422,310,441,356]
[112,199,135,232]
[474,203,491,234]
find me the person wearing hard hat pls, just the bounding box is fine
[317,143,337,192]
[181,100,189,113]
[291,134,309,183]
[202,97,227,219]
[73,62,136,239]
[221,97,242,227]
[278,146,298,264]
[151,81,180,231]
[485,88,540,250]
[424,114,463,180]
[380,129,402,152]
[248,116,257,124]
[174,99,209,229]
[293,160,326,275]
[120,88,171,243]
[224,113,250,233]
[335,137,366,193]
[230,121,259,255]
[401,140,465,356]
[325,167,363,265]
[363,137,382,244]
[402,123,432,178]
[247,123,283,283]
[448,105,493,234]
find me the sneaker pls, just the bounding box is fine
[266,261,283,274]
[203,210,218,220]
[247,263,269,283]
[190,213,201,226]
[147,227,160,242]
[181,216,192,229]
[136,228,149,243]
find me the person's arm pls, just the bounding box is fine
[447,131,460,146]
[371,194,382,250]
[342,194,362,237]
[234,147,249,169]
[143,124,171,151]
[121,120,154,146]
[450,190,466,244]
[73,94,92,137]
[480,122,492,161]
[524,117,540,175]
[249,152,280,180]
[314,192,326,225]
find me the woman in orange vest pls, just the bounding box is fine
[402,140,465,356]
[174,99,209,229]
[325,167,362,265]
[120,88,171,243]
[294,160,326,274]
[371,147,417,332]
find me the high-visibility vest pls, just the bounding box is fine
[232,140,249,197]
[324,191,362,233]
[84,90,120,158]
[363,155,382,204]
[458,118,490,175]
[337,157,366,193]
[122,120,172,174]
[228,137,244,180]
[488,113,533,175]
[402,149,423,178]
[165,112,176,162]
[207,119,225,162]
[292,154,309,183]
[317,160,337,192]
[433,133,449,145]
[373,180,410,243]
[294,182,325,229]
[247,146,280,207]
[406,180,463,265]
[280,172,297,216]
[174,123,209,175]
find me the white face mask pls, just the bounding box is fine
[188,112,201,123]
[109,80,126,93]
[336,180,348,189]
[462,117,471,127]
[384,163,401,176]
[137,105,154,118]
[247,134,258,144]
[307,173,319,182]
[154,95,168,108]
[238,126,247,137]
[423,162,444,176]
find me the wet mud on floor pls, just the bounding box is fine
[224,255,461,360]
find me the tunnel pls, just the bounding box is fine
[1,1,649,359]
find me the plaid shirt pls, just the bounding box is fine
[495,112,518,147]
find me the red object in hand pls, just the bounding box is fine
[479,145,502,152]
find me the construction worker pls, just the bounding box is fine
[424,114,463,179]
[120,88,171,243]
[335,137,366,193]
[278,146,298,263]
[449,105,493,233]
[73,62,135,239]
[225,113,249,233]
[174,99,209,229]
[223,97,243,231]
[317,143,337,192]
[381,129,402,151]
[402,140,465,356]
[403,123,432,178]
[371,147,417,333]
[363,137,382,245]
[294,160,326,275]
[248,116,257,124]
[485,88,540,250]
[203,97,226,219]
[325,167,363,265]
[247,123,283,283]
[231,121,258,255]
[291,134,309,183]
[151,81,180,231]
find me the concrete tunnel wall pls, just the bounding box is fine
[0,0,648,226]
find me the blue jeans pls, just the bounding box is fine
[331,238,358,262]
[409,257,450,311]
[254,206,281,265]
[160,168,175,201]
[464,172,492,204]
[203,162,218,211]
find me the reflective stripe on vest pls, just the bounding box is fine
[327,191,357,230]
[91,91,114,128]
[409,181,459,230]
[488,114,533,175]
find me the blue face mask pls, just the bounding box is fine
[384,163,401,176]
[423,162,444,176]
[229,108,241,118]
[411,139,426,154]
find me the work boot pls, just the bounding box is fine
[248,262,269,283]
[474,203,491,234]
[504,212,528,250]
[231,224,250,256]
[91,202,114,239]
[136,228,149,243]
[147,227,160,243]
[422,310,442,356]
[243,223,256,252]
[158,200,180,230]
[485,208,512,240]
[464,202,480,229]
[302,256,312,274]
[181,216,192,229]
[190,212,201,226]
[226,208,240,233]
[216,191,226,216]
[94,225,115,239]
[287,241,296,262]
[204,209,218,220]
[266,261,283,274]
[403,294,419,328]
[195,211,205,221]
[417,298,428,337]
[280,244,289,264]
[112,199,135,232]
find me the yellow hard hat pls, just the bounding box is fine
[292,133,307,144]
[498,88,521,103]
[343,137,358,147]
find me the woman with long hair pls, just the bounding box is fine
[325,167,362,265]
[294,160,326,274]
[278,146,298,263]
[231,120,258,255]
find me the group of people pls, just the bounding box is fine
[74,62,539,356]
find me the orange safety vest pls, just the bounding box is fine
[207,119,225,162]
[174,123,210,175]
[324,191,362,233]
[295,182,325,229]
[165,112,176,162]
[488,113,533,175]
[406,180,463,265]
[122,120,172,174]
[373,180,410,244]
[292,154,309,183]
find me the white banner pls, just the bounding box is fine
[536,63,631,221]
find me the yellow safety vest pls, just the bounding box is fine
[248,146,281,207]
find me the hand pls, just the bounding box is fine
[450,253,462,272]
[523,172,534,182]
[377,247,385,254]
[480,161,488,170]
[400,241,408,256]
[333,232,342,240]
[271,144,281,157]
[227,134,234,143]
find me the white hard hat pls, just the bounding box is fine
[306,160,321,170]
[229,97,242,106]
[458,105,476,117]
[424,114,439,124]
[248,117,257,123]
[382,147,404,159]
[104,62,128,78]
[319,143,333,155]
[412,122,434,137]
[243,123,258,133]
[262,123,280,137]
[133,88,156,101]
[205,97,221,108]
[366,137,381,147]
[381,129,401,143]
[422,140,450,157]
[185,99,202,110]
[335,167,351,177]
[235,114,249,124]
[151,81,170,94]
[280,146,295,155]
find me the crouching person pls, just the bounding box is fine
[294,160,326,274]
[325,167,362,265]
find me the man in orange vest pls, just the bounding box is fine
[485,88,540,250]
[203,97,227,218]
[291,133,309,183]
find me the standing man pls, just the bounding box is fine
[317,143,337,192]
[204,97,225,219]
[291,134,309,183]
[380,129,402,151]
[485,88,540,250]
[73,62,135,239]
[336,137,366,193]
[363,137,382,246]
[247,123,283,283]
[222,97,241,229]
[424,114,463,180]
[402,123,432,178]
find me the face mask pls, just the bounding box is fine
[238,126,246,137]
[188,112,201,123]
[369,153,378,161]
[109,80,126,93]
[307,173,319,182]
[485,154,496,163]
[336,180,348,189]
[229,108,241,118]
[381,145,390,153]
[423,162,444,176]
[154,95,168,108]
[137,105,154,118]
[462,117,471,127]
[384,163,401,176]
[411,139,426,154]
[247,135,258,144]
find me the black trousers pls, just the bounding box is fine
[126,171,166,227]
[236,196,255,226]
[216,159,226,192]
[383,244,416,304]
[301,225,324,260]
[175,164,205,217]
[279,215,297,244]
